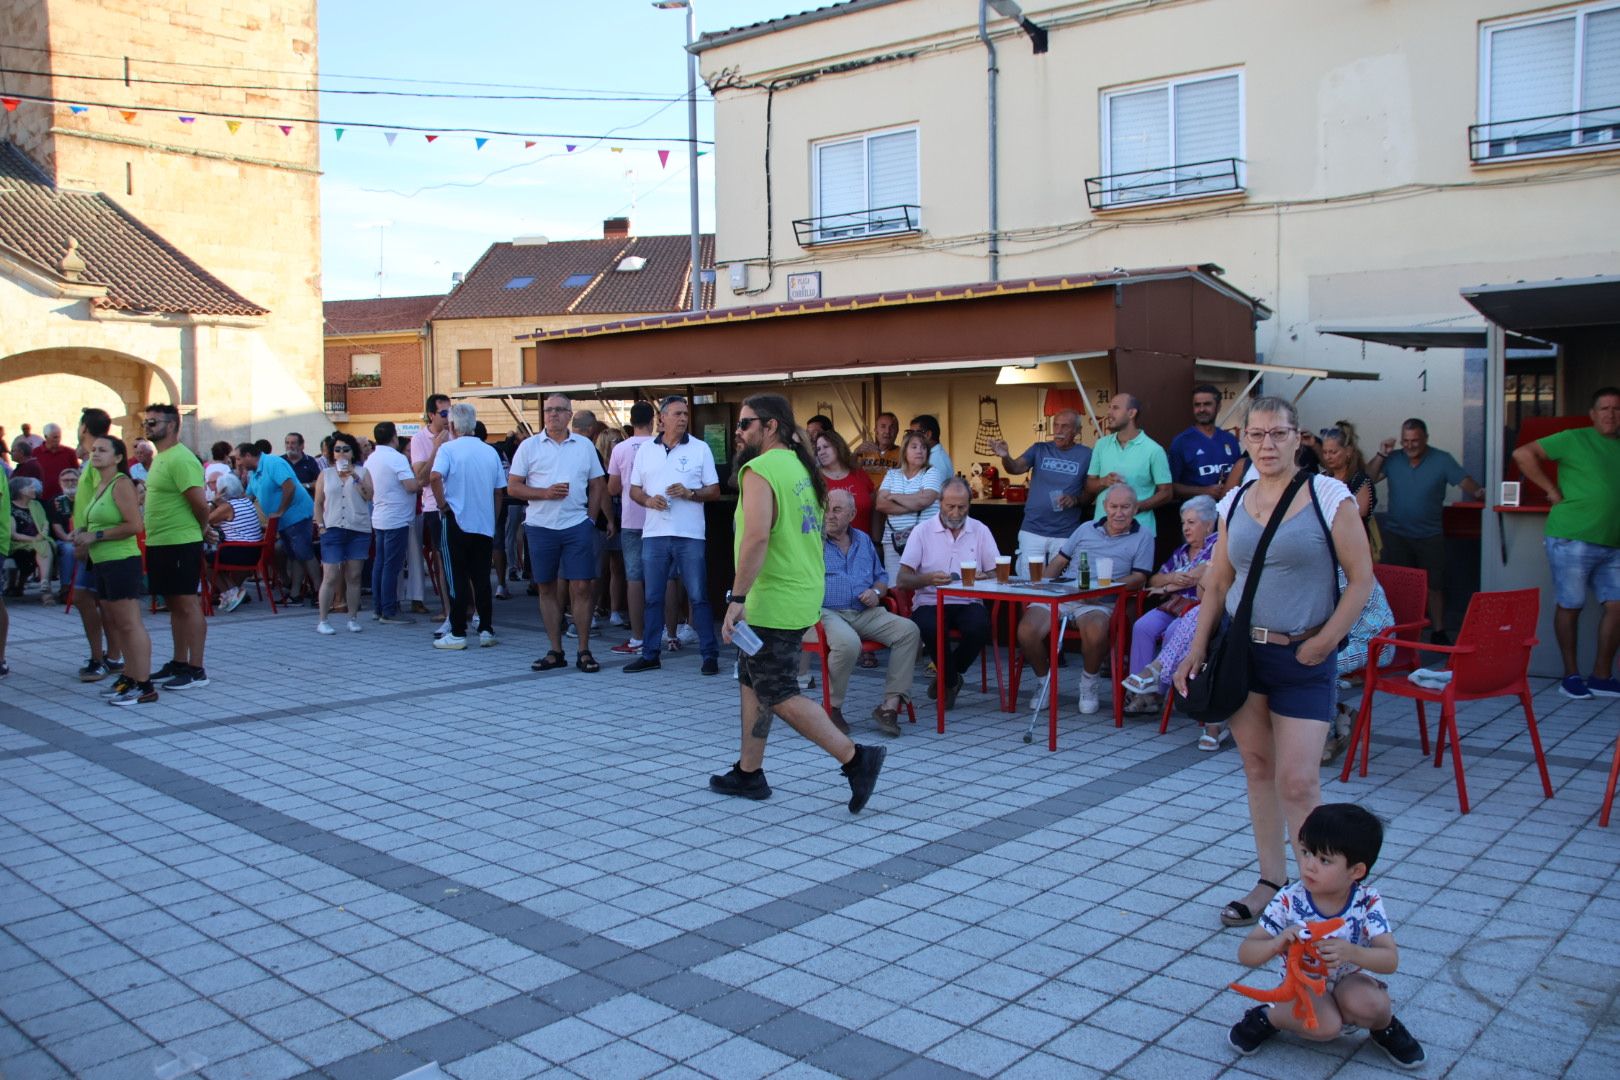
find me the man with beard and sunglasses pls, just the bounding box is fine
[712,394,886,813]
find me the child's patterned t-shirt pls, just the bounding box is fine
[1260,881,1391,984]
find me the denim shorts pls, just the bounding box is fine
[279,517,316,561]
[526,520,597,581]
[620,529,643,580]
[1247,639,1337,722]
[320,526,371,564]
[73,555,96,591]
[1545,535,1620,609]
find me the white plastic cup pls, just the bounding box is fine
[1094,557,1114,585]
[1049,489,1064,512]
[731,620,764,656]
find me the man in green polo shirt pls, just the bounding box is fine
[1513,386,1620,700]
[141,404,212,691]
[712,393,886,813]
[1085,393,1172,533]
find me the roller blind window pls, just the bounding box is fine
[812,128,919,241]
[1102,73,1241,205]
[1483,4,1620,157]
[457,349,492,388]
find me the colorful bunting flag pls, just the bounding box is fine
[384,131,397,146]
[226,120,241,134]
[566,144,576,153]
[697,150,709,157]
[610,146,623,153]
[425,134,438,143]
[1,98,19,112]
[278,125,292,136]
[119,110,137,122]
[657,149,670,168]
[523,140,536,149]
[178,116,195,124]
[475,137,488,150]
[334,127,345,141]
[69,105,88,115]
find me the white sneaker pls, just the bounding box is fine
[676,622,699,645]
[471,613,481,631]
[609,611,627,627]
[347,619,363,634]
[316,620,336,635]
[479,630,497,648]
[565,623,580,639]
[1030,673,1052,714]
[1078,671,1102,715]
[435,618,451,639]
[433,634,467,650]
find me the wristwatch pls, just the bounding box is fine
[725,590,746,605]
[94,530,105,541]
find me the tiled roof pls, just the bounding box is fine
[695,0,901,51]
[324,294,442,336]
[431,233,715,321]
[0,141,267,317]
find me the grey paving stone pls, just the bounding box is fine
[516,1016,618,1063]
[805,1030,915,1079]
[685,1036,796,1080]
[444,1042,551,1080]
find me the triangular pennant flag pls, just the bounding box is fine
[1,98,19,112]
[523,140,536,149]
[425,134,438,143]
[610,146,624,153]
[696,150,709,157]
[334,127,345,141]
[475,137,488,150]
[278,125,292,136]
[384,131,397,146]
[658,150,670,168]
[565,144,576,152]
[178,116,195,124]
[119,109,137,122]
[69,105,89,115]
[226,120,241,134]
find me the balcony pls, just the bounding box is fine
[793,204,921,247]
[323,382,347,418]
[1085,158,1243,210]
[1470,105,1620,163]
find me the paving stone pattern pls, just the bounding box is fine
[1,597,1617,1079]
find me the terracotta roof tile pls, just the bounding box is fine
[430,233,714,321]
[0,141,267,317]
[324,294,443,336]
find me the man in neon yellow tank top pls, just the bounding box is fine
[713,394,887,812]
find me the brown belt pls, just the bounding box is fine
[1248,623,1324,646]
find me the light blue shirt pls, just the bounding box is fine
[432,436,507,538]
[928,443,954,482]
[249,453,312,526]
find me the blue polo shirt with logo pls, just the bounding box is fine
[1019,440,1093,538]
[1169,425,1241,489]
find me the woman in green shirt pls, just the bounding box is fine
[71,436,156,706]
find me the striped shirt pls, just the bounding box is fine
[220,497,263,543]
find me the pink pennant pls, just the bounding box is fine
[658,150,670,168]
[278,125,292,136]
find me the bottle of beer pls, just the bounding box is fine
[1078,551,1090,589]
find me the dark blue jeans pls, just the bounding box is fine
[371,525,410,617]
[641,535,717,660]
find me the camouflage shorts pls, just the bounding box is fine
[737,624,810,708]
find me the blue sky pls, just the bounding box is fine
[318,0,781,300]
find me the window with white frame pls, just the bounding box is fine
[349,353,381,388]
[1095,71,1243,207]
[805,126,920,244]
[1477,3,1620,161]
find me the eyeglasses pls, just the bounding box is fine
[1243,428,1297,445]
[543,406,571,414]
[333,446,354,455]
[437,410,450,418]
[142,418,171,428]
[735,417,760,431]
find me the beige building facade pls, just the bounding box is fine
[0,0,324,449]
[697,0,1620,461]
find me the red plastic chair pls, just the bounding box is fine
[211,516,281,614]
[888,586,992,696]
[1361,564,1432,747]
[1340,588,1552,814]
[1601,734,1619,828]
[801,597,919,725]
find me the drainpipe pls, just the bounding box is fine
[977,0,1000,282]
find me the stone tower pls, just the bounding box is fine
[0,0,323,445]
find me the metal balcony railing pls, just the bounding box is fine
[793,204,921,246]
[1085,157,1244,209]
[323,382,347,414]
[1469,104,1620,162]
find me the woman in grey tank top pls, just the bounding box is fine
[1171,397,1374,929]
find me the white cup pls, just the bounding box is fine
[1094,556,1113,585]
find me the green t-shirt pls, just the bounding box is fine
[734,448,824,631]
[1087,430,1172,534]
[1540,427,1620,548]
[84,474,141,563]
[144,444,205,546]
[0,474,11,558]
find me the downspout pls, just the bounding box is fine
[977,1,1000,282]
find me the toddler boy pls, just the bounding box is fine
[1229,803,1425,1069]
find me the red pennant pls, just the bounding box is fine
[425,134,438,143]
[523,140,536,149]
[1,98,19,112]
[658,150,670,168]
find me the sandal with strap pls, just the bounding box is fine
[531,650,567,672]
[1220,877,1287,928]
[575,651,601,673]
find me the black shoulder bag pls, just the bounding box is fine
[1175,469,1313,723]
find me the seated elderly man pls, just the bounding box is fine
[899,476,1001,710]
[810,488,921,738]
[1015,483,1155,714]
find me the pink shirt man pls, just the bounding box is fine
[900,514,1000,606]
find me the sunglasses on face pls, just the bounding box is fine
[437,410,450,418]
[736,417,760,431]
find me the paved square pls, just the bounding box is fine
[2,596,1617,1079]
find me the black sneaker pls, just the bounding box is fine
[163,666,209,691]
[105,658,125,675]
[78,659,110,682]
[108,682,159,707]
[0,661,9,678]
[1369,1016,1425,1070]
[1229,1005,1278,1055]
[624,656,662,673]
[709,763,771,800]
[100,675,134,699]
[700,657,720,676]
[841,744,886,814]
[152,660,184,681]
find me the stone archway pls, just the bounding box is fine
[0,346,182,440]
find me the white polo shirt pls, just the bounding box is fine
[630,433,719,540]
[509,431,604,530]
[365,443,417,531]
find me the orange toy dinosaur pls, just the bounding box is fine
[1229,917,1347,1030]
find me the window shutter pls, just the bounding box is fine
[1489,17,1577,150]
[816,140,865,234]
[1108,86,1169,202]
[1582,7,1620,142]
[867,129,918,223]
[458,349,493,387]
[1174,75,1240,192]
[521,346,538,385]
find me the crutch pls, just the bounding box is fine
[1024,611,1071,743]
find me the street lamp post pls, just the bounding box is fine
[654,0,704,312]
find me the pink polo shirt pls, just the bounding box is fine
[899,514,1002,606]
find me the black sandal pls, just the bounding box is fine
[576,651,600,673]
[1220,877,1287,928]
[531,650,567,672]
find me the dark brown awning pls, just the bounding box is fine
[1460,275,1620,344]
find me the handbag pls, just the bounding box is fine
[890,527,913,556]
[1161,594,1197,618]
[1175,469,1313,724]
